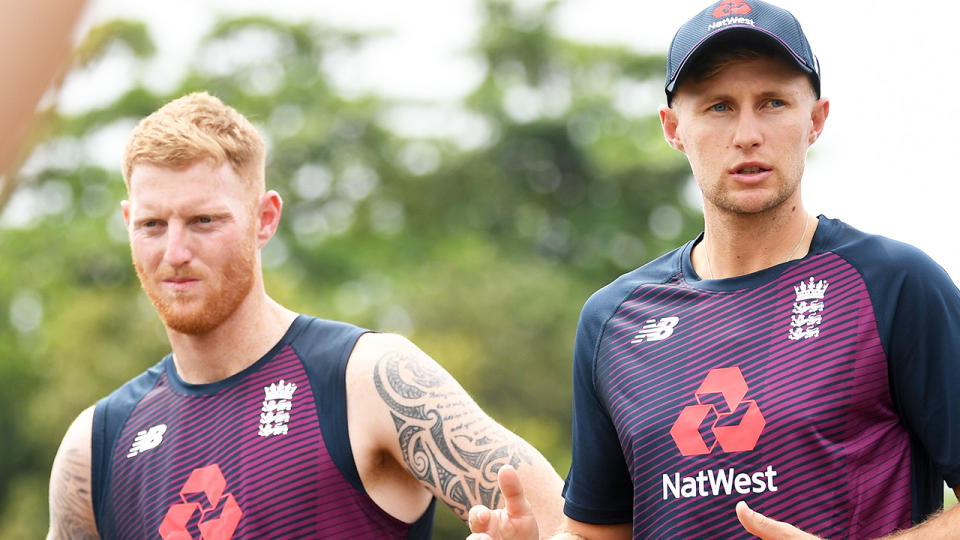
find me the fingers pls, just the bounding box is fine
[736,501,819,540]
[736,500,780,537]
[466,466,540,540]
[469,505,494,534]
[497,465,533,517]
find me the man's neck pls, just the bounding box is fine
[166,290,298,384]
[695,202,817,280]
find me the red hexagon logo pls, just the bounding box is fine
[159,464,242,540]
[712,1,753,18]
[669,367,765,456]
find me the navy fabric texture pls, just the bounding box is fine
[563,216,960,537]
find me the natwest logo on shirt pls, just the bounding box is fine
[669,366,765,456]
[662,465,779,500]
[159,464,242,540]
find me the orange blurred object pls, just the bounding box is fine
[0,0,88,178]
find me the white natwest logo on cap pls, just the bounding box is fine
[707,16,756,31]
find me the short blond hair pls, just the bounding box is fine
[122,92,265,190]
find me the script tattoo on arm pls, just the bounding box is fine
[48,409,99,540]
[373,351,534,519]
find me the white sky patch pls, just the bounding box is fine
[84,119,138,170]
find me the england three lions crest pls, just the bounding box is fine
[259,379,297,437]
[789,277,828,341]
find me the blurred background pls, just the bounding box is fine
[1,1,957,538]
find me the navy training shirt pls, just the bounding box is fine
[563,216,960,539]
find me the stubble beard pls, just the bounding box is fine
[134,242,257,335]
[703,170,801,216]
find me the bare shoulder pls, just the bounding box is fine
[48,406,99,540]
[348,331,423,369]
[346,332,478,431]
[345,332,460,408]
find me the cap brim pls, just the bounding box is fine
[666,27,817,97]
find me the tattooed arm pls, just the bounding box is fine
[346,332,565,536]
[47,406,99,540]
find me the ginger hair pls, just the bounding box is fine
[121,91,265,190]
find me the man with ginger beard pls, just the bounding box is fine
[46,92,564,539]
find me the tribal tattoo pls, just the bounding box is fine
[373,351,534,518]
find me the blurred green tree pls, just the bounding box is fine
[0,0,696,537]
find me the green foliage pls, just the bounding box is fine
[0,1,698,537]
[73,19,156,68]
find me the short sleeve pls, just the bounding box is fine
[881,248,960,488]
[562,295,634,524]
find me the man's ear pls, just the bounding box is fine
[808,97,830,145]
[660,105,686,152]
[255,190,283,249]
[121,200,130,228]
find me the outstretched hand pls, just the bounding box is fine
[467,465,540,540]
[736,501,822,540]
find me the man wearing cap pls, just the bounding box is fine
[467,0,960,538]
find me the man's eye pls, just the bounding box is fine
[144,221,158,227]
[769,99,785,108]
[710,103,729,112]
[197,216,212,224]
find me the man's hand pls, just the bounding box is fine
[736,501,822,540]
[467,465,540,540]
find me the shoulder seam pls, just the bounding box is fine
[590,273,680,393]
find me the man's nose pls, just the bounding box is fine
[732,110,763,150]
[162,223,192,267]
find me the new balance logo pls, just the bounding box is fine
[631,317,680,344]
[127,424,167,458]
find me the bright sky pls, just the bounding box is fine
[70,0,960,283]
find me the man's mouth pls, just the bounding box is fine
[736,166,770,174]
[161,276,202,291]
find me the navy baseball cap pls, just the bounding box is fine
[665,0,820,104]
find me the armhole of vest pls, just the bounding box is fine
[90,364,164,536]
[91,398,108,535]
[406,498,437,539]
[292,318,371,492]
